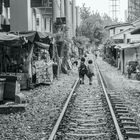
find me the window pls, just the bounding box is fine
[113,28,115,35]
[36,18,39,26]
[127,39,130,43]
[44,18,47,30]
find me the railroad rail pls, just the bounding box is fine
[95,61,124,140]
[47,56,140,140]
[48,78,80,140]
[95,60,140,140]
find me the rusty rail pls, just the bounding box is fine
[95,61,124,140]
[48,78,80,140]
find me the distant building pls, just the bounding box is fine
[104,23,133,38]
[128,0,140,22]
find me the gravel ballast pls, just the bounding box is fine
[0,73,77,140]
[97,56,140,132]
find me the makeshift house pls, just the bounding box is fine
[0,33,24,101]
[0,31,53,90]
[112,26,140,74]
[115,43,140,74]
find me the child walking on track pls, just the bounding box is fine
[78,57,87,84]
[87,59,94,85]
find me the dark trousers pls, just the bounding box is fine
[53,64,58,79]
[89,76,93,84]
[79,74,85,84]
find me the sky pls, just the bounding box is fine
[76,0,128,22]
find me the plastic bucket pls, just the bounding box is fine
[0,78,6,101]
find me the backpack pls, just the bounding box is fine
[79,64,87,75]
[86,65,94,78]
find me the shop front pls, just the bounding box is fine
[0,31,53,90]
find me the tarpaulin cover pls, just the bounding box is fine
[0,32,23,46]
[35,41,50,50]
[11,31,53,43]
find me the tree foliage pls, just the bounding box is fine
[127,10,140,22]
[73,36,89,48]
[77,4,117,46]
[80,3,91,21]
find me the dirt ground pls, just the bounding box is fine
[0,73,77,140]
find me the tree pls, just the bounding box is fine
[127,10,140,22]
[77,5,117,48]
[80,4,91,21]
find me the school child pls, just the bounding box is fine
[73,60,78,67]
[78,57,87,84]
[72,60,78,74]
[95,53,97,59]
[87,59,94,85]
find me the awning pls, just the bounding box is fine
[35,42,50,50]
[11,31,53,43]
[0,32,24,46]
[0,32,21,41]
[115,43,140,50]
[131,27,140,34]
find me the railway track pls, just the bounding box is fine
[47,57,140,140]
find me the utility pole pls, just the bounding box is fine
[109,0,120,20]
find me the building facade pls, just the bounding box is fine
[128,0,140,22]
[0,0,81,38]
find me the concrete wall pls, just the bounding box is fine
[36,9,42,31]
[72,0,76,36]
[65,0,71,38]
[32,8,36,31]
[109,25,133,37]
[10,0,32,31]
[115,26,131,34]
[113,30,140,42]
[127,34,140,42]
[10,0,52,32]
[76,6,80,27]
[60,0,65,17]
[110,29,114,37]
[53,0,60,22]
[45,17,52,32]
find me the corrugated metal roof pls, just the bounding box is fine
[115,43,140,50]
[131,27,140,34]
[104,23,133,30]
